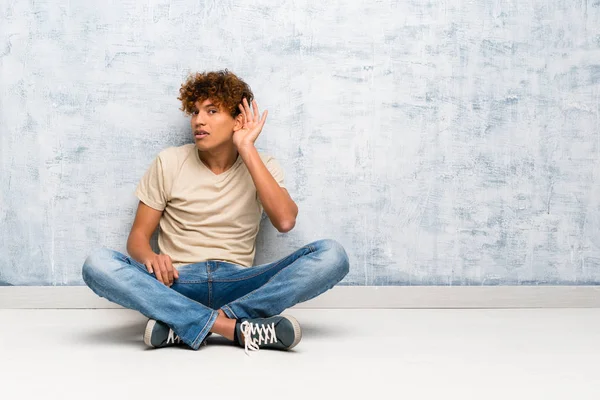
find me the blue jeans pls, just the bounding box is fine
[82,239,349,350]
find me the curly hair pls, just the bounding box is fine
[177,69,254,118]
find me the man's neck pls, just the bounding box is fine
[197,145,239,175]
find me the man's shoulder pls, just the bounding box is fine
[157,143,195,160]
[154,143,196,169]
[257,150,276,164]
[151,144,196,179]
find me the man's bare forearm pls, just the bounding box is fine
[126,231,156,264]
[238,144,298,232]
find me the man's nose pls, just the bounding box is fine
[193,114,206,127]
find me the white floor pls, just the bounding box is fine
[1,309,599,400]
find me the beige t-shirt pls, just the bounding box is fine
[134,143,285,269]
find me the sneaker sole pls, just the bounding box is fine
[281,314,302,349]
[143,319,157,347]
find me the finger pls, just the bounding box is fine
[259,109,268,126]
[154,263,164,284]
[144,262,154,274]
[254,110,268,132]
[166,260,174,286]
[161,267,169,286]
[167,256,179,283]
[239,104,246,126]
[252,100,259,123]
[243,98,252,120]
[159,258,170,286]
[164,255,174,283]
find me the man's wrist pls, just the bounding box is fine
[237,143,256,157]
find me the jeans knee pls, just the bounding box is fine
[318,239,350,281]
[82,247,118,287]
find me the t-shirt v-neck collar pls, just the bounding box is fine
[195,148,242,179]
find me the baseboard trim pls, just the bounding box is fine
[1,286,599,309]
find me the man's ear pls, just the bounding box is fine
[233,113,244,132]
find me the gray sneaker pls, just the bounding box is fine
[235,314,302,355]
[143,319,211,349]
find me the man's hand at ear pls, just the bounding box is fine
[232,97,268,150]
[233,98,298,232]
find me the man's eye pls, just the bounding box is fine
[192,110,199,115]
[208,109,217,114]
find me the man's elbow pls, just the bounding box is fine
[277,218,296,233]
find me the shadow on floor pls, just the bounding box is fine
[77,321,148,348]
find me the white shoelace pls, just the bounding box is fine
[240,320,277,355]
[167,329,182,345]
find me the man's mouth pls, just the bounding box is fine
[195,130,209,139]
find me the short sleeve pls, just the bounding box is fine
[135,155,169,211]
[265,156,285,189]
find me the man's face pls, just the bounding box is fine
[191,99,242,149]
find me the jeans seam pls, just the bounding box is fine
[226,243,321,310]
[190,309,218,349]
[224,261,298,312]
[212,245,313,283]
[176,279,209,284]
[207,262,213,308]
[224,244,318,310]
[123,254,148,273]
[212,261,286,282]
[222,305,238,319]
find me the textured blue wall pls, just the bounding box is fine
[1,1,599,286]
